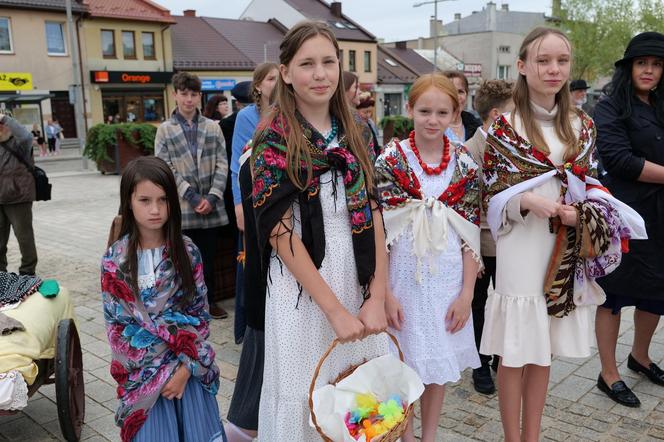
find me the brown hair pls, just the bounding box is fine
[342,71,358,93]
[118,156,195,305]
[256,21,374,190]
[408,73,459,112]
[513,27,580,160]
[356,93,375,109]
[203,95,227,119]
[474,80,514,122]
[251,62,279,113]
[172,71,202,93]
[442,70,469,93]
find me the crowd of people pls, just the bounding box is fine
[30,19,659,442]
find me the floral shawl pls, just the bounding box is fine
[483,112,646,317]
[101,235,220,442]
[375,138,482,278]
[251,111,376,301]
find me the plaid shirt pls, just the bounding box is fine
[174,110,199,163]
[155,111,229,230]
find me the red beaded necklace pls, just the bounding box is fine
[408,130,450,175]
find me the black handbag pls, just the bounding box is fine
[2,143,52,201]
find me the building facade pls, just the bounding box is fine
[79,0,175,127]
[0,0,87,137]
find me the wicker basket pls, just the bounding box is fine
[308,332,414,442]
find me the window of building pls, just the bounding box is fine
[498,45,510,53]
[101,29,115,58]
[142,32,155,59]
[497,65,510,80]
[385,58,398,67]
[45,22,66,55]
[102,91,165,123]
[0,17,13,53]
[122,31,136,59]
[349,50,356,72]
[364,50,371,73]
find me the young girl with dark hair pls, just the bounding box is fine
[251,20,389,440]
[101,156,226,442]
[481,27,644,441]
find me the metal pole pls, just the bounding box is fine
[65,0,88,169]
[433,0,438,71]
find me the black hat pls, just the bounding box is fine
[231,81,253,104]
[570,79,590,91]
[615,32,664,66]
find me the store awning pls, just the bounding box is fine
[0,93,55,104]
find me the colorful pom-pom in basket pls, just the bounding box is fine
[308,332,414,442]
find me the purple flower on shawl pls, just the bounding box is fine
[125,365,172,405]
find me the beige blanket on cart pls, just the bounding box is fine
[0,287,75,384]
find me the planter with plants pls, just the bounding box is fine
[379,116,413,145]
[84,123,157,174]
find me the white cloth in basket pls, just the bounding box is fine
[0,370,28,410]
[311,353,424,442]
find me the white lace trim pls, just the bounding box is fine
[0,370,28,410]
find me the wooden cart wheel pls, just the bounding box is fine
[55,319,85,442]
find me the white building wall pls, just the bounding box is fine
[240,0,304,28]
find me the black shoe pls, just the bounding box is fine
[209,304,229,319]
[472,365,496,395]
[628,353,664,386]
[597,374,640,407]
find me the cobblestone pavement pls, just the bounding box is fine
[3,172,664,441]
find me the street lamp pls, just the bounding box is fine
[413,0,457,71]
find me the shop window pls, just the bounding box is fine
[364,51,371,73]
[384,93,402,117]
[142,32,155,59]
[122,31,136,59]
[102,93,164,124]
[0,17,13,53]
[349,50,356,72]
[102,29,115,58]
[45,22,66,55]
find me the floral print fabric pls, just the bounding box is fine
[101,235,220,442]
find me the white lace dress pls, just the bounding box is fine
[388,148,480,385]
[257,169,389,441]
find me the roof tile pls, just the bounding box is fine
[171,15,256,71]
[83,0,174,23]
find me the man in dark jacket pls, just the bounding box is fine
[0,112,38,275]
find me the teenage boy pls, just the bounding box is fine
[464,79,514,395]
[155,72,229,319]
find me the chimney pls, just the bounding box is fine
[396,41,407,50]
[487,1,497,31]
[429,17,443,38]
[454,13,461,20]
[183,9,196,17]
[330,2,342,18]
[501,3,509,11]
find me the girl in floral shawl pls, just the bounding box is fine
[101,157,225,442]
[480,28,644,442]
[376,73,481,442]
[250,21,389,441]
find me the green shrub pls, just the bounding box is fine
[84,123,157,164]
[379,115,413,134]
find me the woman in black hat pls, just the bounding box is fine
[594,31,664,408]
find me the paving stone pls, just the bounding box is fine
[549,375,595,402]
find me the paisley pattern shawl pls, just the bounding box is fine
[482,110,597,213]
[544,200,623,317]
[251,110,376,300]
[101,235,220,442]
[375,138,482,271]
[482,111,632,317]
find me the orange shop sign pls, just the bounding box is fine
[90,71,173,84]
